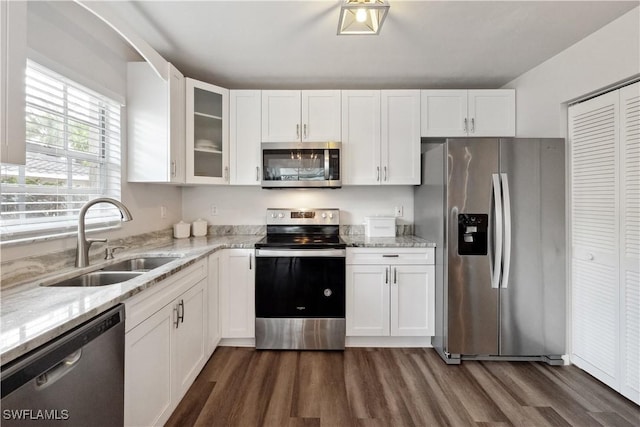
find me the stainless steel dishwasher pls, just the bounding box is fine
[1,304,125,426]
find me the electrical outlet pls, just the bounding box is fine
[160,206,167,219]
[210,205,218,216]
[394,206,403,217]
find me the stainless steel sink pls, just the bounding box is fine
[45,271,144,287]
[99,256,179,272]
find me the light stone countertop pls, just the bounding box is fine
[1,234,434,366]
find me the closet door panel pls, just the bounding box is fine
[569,90,620,389]
[620,82,640,403]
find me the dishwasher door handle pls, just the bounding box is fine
[35,349,83,390]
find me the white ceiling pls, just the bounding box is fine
[97,0,638,89]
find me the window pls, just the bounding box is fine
[1,61,122,243]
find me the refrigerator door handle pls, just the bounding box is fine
[500,173,512,289]
[490,173,503,289]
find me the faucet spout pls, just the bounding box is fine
[76,198,133,268]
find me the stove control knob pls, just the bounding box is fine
[324,288,332,297]
[328,213,334,219]
[321,213,327,219]
[278,213,284,218]
[271,213,277,218]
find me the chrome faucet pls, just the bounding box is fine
[76,197,133,268]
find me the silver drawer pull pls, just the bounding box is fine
[382,254,399,258]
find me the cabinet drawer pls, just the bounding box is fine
[346,248,434,265]
[125,259,207,332]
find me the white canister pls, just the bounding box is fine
[173,221,191,239]
[192,218,208,237]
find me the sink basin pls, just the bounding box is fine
[45,271,144,287]
[100,256,179,272]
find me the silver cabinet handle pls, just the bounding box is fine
[249,254,252,270]
[382,254,399,258]
[224,166,229,181]
[394,267,397,284]
[471,118,475,133]
[384,166,388,181]
[376,166,380,182]
[256,166,260,182]
[174,306,180,328]
[303,124,307,139]
[178,300,185,324]
[171,160,176,177]
[464,118,468,133]
[296,124,300,139]
[385,267,389,284]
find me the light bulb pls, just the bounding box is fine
[355,8,367,23]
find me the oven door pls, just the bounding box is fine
[255,249,345,318]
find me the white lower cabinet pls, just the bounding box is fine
[220,249,255,339]
[124,260,208,427]
[346,248,435,338]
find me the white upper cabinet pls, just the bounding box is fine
[342,90,420,185]
[127,62,185,183]
[262,90,341,142]
[1,0,26,165]
[342,90,381,185]
[381,90,421,185]
[421,89,515,137]
[230,90,261,185]
[186,78,229,184]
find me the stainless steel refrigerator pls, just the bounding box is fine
[414,138,566,364]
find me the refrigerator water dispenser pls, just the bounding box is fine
[457,214,488,255]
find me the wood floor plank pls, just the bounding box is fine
[167,347,640,427]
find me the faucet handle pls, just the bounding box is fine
[104,246,126,260]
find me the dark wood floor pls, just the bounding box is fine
[166,347,639,427]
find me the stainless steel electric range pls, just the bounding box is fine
[254,208,346,350]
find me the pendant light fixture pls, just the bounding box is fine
[337,0,390,35]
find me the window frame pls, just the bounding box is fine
[0,60,124,245]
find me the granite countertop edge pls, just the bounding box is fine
[1,234,434,365]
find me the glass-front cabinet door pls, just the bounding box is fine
[186,78,229,184]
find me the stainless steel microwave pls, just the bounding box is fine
[261,141,341,188]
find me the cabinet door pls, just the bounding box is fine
[390,265,433,336]
[0,0,26,165]
[124,304,174,427]
[168,63,186,183]
[230,90,262,185]
[220,249,255,338]
[207,252,221,355]
[302,90,341,142]
[381,90,421,185]
[346,264,390,336]
[468,89,515,137]
[261,90,301,142]
[186,78,229,184]
[342,90,381,185]
[420,90,468,137]
[173,279,207,403]
[127,62,184,183]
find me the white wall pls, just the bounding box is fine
[1,2,182,262]
[181,186,414,227]
[504,7,640,137]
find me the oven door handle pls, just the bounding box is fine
[255,249,346,258]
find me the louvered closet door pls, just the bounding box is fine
[620,82,640,403]
[569,91,620,390]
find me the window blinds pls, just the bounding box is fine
[1,61,122,242]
